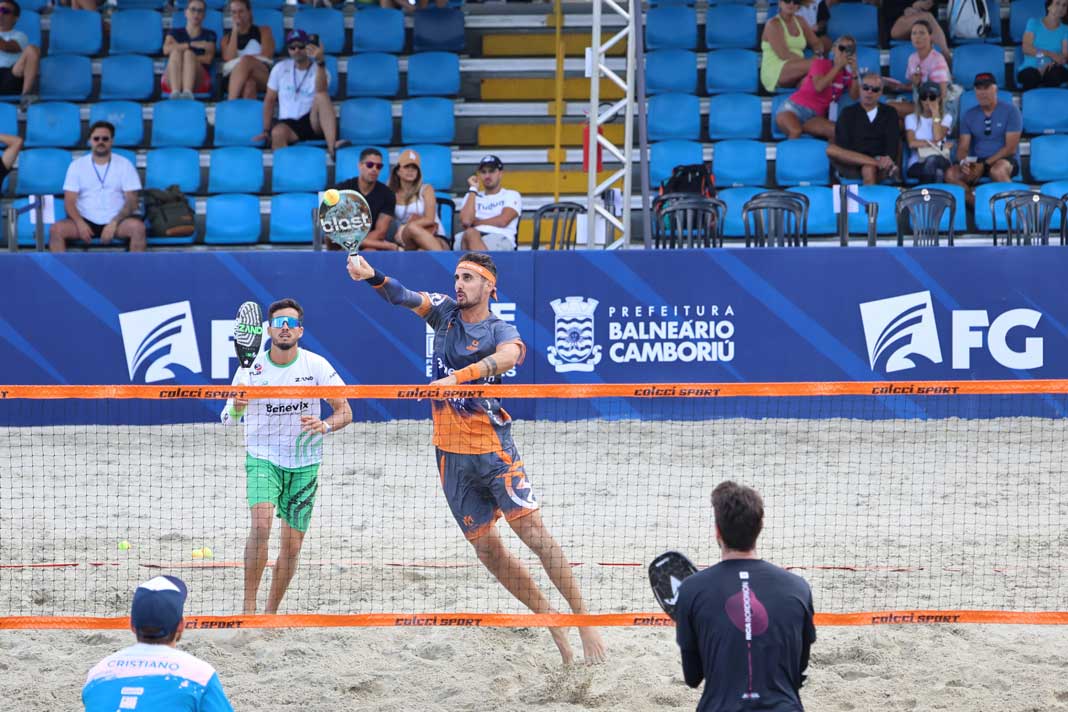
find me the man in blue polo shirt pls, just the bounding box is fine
[83,575,233,711]
[947,72,1023,199]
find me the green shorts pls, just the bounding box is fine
[245,454,320,533]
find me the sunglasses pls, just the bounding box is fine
[837,44,855,54]
[364,161,383,169]
[983,116,992,136]
[0,6,14,13]
[921,92,940,101]
[271,316,302,329]
[90,135,111,143]
[861,83,882,93]
[288,43,306,50]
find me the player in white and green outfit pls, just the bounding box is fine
[221,298,351,614]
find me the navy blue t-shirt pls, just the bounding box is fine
[675,559,816,712]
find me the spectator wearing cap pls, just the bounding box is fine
[82,575,233,712]
[457,155,523,251]
[162,0,217,99]
[825,73,901,185]
[255,29,340,157]
[904,80,953,183]
[389,148,449,251]
[1016,0,1068,92]
[946,72,1022,196]
[333,147,397,251]
[0,0,40,106]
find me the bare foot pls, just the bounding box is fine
[549,626,574,665]
[579,627,607,664]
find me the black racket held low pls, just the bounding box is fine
[649,550,699,621]
[233,301,263,381]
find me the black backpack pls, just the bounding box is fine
[660,163,716,198]
[143,185,195,237]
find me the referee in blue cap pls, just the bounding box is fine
[82,575,233,711]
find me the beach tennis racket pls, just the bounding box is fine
[649,550,698,621]
[233,300,263,385]
[319,189,372,254]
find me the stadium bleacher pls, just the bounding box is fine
[3,0,1067,249]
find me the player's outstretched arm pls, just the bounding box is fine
[431,343,522,386]
[346,255,429,314]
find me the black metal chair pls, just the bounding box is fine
[895,187,956,246]
[530,201,587,250]
[1002,193,1063,246]
[654,196,726,248]
[742,191,807,247]
[988,189,1035,245]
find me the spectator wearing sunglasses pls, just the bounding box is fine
[333,147,398,251]
[256,29,341,158]
[0,0,39,107]
[904,80,953,183]
[760,0,824,93]
[1016,0,1068,91]
[775,34,860,141]
[946,73,1022,197]
[825,73,901,184]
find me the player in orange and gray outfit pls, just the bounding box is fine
[346,251,607,665]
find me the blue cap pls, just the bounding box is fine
[131,575,188,639]
[285,29,311,47]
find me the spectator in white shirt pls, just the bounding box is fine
[457,155,522,252]
[0,0,39,106]
[49,121,146,253]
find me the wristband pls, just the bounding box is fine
[453,364,481,384]
[317,60,326,67]
[468,187,478,193]
[323,421,332,434]
[367,269,386,287]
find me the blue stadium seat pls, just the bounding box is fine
[647,6,698,50]
[16,149,71,194]
[707,93,762,140]
[151,99,207,147]
[100,55,155,101]
[1029,135,1068,181]
[854,45,880,78]
[705,49,759,94]
[0,103,15,134]
[406,144,452,190]
[1040,180,1068,225]
[26,102,81,148]
[407,51,461,97]
[974,182,1029,231]
[958,88,1014,118]
[718,186,763,238]
[888,44,913,84]
[648,93,701,141]
[251,0,283,9]
[118,0,168,10]
[339,99,393,146]
[346,53,400,97]
[89,102,143,147]
[257,9,284,57]
[13,196,67,248]
[1023,89,1068,134]
[15,10,40,48]
[16,0,48,10]
[848,185,900,235]
[112,147,137,166]
[335,145,390,184]
[352,7,405,53]
[269,193,317,243]
[787,186,835,234]
[714,139,766,187]
[827,4,878,45]
[1010,0,1045,43]
[649,0,696,4]
[208,146,263,193]
[705,5,757,49]
[213,99,264,146]
[413,7,465,52]
[650,139,703,186]
[48,9,102,55]
[401,98,455,144]
[109,9,163,54]
[954,44,1005,89]
[172,9,223,50]
[39,55,91,102]
[272,145,327,192]
[775,138,829,186]
[913,182,968,233]
[145,147,201,192]
[646,49,697,95]
[294,7,345,54]
[322,54,340,98]
[204,194,261,244]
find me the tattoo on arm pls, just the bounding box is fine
[479,355,499,378]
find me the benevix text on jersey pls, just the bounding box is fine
[264,401,310,414]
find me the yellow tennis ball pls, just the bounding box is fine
[323,189,340,206]
[202,547,213,559]
[191,548,204,560]
[117,540,131,551]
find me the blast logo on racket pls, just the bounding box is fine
[649,550,698,621]
[319,189,372,254]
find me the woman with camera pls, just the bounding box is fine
[904,80,953,183]
[774,35,860,140]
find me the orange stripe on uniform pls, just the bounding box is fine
[414,291,432,318]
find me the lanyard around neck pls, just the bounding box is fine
[292,61,314,94]
[92,158,111,188]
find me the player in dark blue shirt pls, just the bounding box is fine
[675,482,816,711]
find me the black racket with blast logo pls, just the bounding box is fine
[649,551,699,621]
[233,301,263,384]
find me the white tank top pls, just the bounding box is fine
[395,187,445,236]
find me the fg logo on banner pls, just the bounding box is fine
[118,301,203,383]
[547,296,604,373]
[859,291,943,373]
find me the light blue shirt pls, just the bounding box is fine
[1019,17,1068,71]
[83,643,233,712]
[0,29,27,70]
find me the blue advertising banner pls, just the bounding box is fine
[2,249,1066,422]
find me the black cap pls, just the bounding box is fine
[478,154,504,171]
[919,80,941,100]
[973,72,997,88]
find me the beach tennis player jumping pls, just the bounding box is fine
[221,298,352,614]
[346,252,607,664]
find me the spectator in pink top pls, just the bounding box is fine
[892,19,952,118]
[775,34,860,140]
